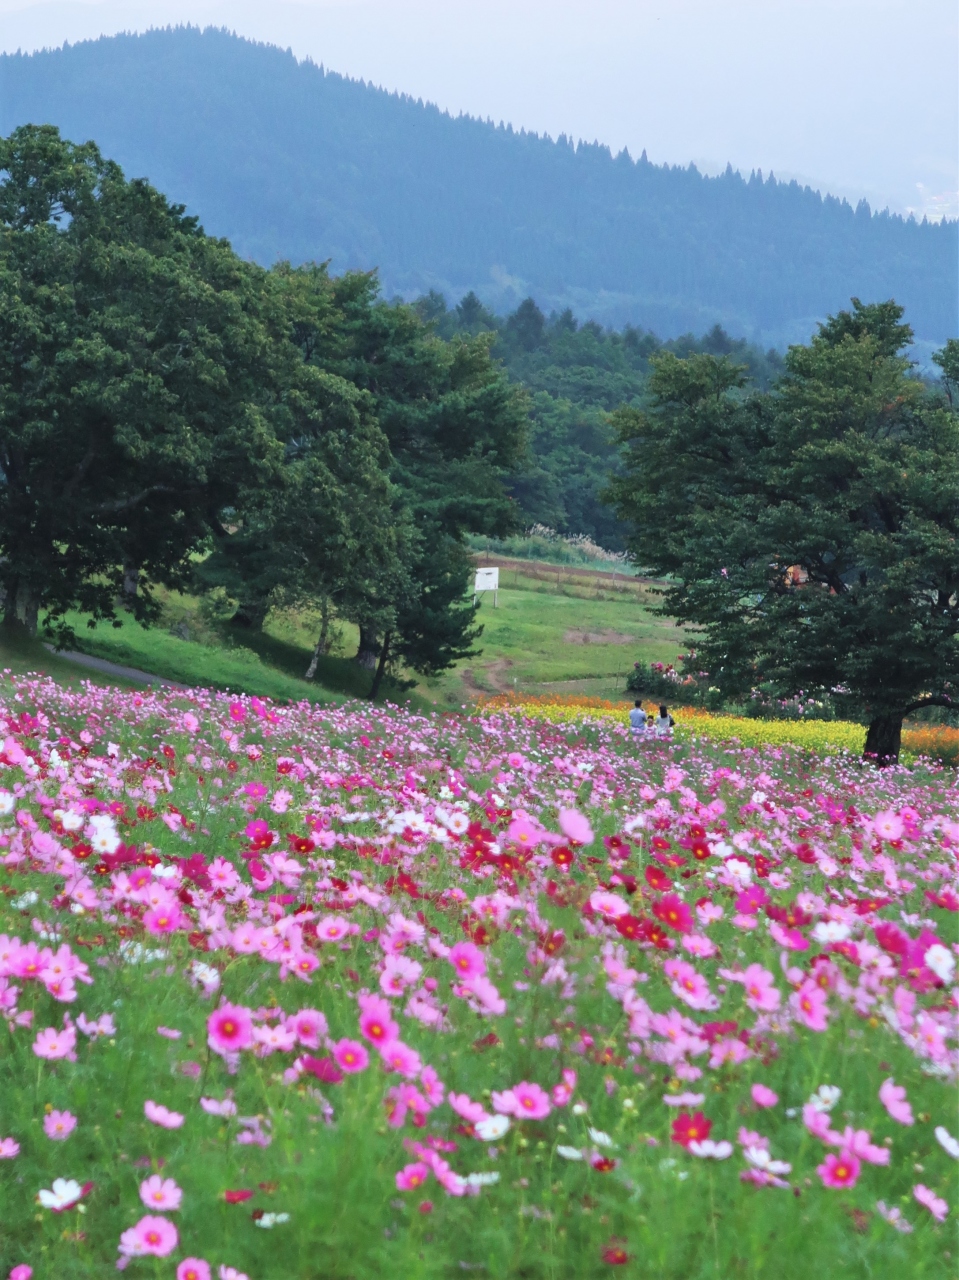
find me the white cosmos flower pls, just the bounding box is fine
[934,1126,959,1159]
[556,1145,584,1161]
[811,921,851,944]
[38,1178,83,1210]
[924,945,956,985]
[744,1146,792,1175]
[464,1171,500,1187]
[588,1127,614,1148]
[688,1140,733,1159]
[255,1212,290,1228]
[807,1085,841,1112]
[474,1114,510,1141]
[11,890,38,909]
[0,790,14,816]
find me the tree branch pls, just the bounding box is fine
[901,695,958,716]
[93,485,176,514]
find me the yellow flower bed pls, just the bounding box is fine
[477,693,959,764]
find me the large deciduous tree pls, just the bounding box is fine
[0,124,289,635]
[608,300,959,763]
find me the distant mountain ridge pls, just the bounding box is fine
[1,26,955,347]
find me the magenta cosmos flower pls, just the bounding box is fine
[143,1100,185,1129]
[9,1267,32,1280]
[207,1002,254,1055]
[139,1175,183,1211]
[43,1110,77,1141]
[817,1150,861,1189]
[395,1161,431,1191]
[495,1081,552,1120]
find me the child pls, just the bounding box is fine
[628,700,647,741]
[653,704,675,740]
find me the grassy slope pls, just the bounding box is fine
[36,561,681,709]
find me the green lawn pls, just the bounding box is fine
[423,568,687,704]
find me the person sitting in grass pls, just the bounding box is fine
[628,700,647,740]
[653,704,675,740]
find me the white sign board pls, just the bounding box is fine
[474,568,499,593]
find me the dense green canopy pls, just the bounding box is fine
[608,300,959,762]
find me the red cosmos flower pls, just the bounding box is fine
[223,1189,254,1204]
[601,1240,630,1265]
[652,893,692,933]
[551,846,575,868]
[644,865,672,892]
[671,1111,712,1148]
[287,834,315,854]
[614,914,647,941]
[643,921,673,950]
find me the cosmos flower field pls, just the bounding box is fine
[0,676,956,1279]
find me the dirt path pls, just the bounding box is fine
[42,645,188,690]
[460,656,515,696]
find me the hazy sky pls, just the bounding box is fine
[2,0,956,218]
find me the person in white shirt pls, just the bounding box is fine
[628,700,647,740]
[653,704,675,740]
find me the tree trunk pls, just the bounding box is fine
[231,598,269,631]
[369,632,391,700]
[864,714,903,766]
[305,598,332,680]
[355,624,379,670]
[13,583,39,636]
[120,559,139,611]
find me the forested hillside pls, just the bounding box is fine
[1,26,954,348]
[415,292,783,548]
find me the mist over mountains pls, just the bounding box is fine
[1,25,955,348]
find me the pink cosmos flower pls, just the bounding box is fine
[396,1161,431,1191]
[359,996,400,1047]
[332,1039,369,1073]
[139,1175,183,1210]
[200,1096,237,1117]
[878,1077,914,1125]
[286,1008,327,1049]
[447,942,486,983]
[552,1068,577,1107]
[380,1040,422,1078]
[207,1003,254,1055]
[875,1200,913,1234]
[0,1137,20,1158]
[802,1103,841,1144]
[559,808,594,846]
[118,1215,179,1258]
[789,979,829,1031]
[43,1110,77,1141]
[741,964,781,1012]
[143,906,185,935]
[817,1150,861,1189]
[157,1026,182,1040]
[835,1127,889,1166]
[751,1084,778,1109]
[448,1092,490,1123]
[143,1100,185,1129]
[872,811,904,842]
[315,915,352,943]
[32,1025,77,1061]
[9,1267,32,1280]
[177,1260,211,1280]
[913,1184,948,1222]
[494,1081,552,1120]
[219,1267,250,1280]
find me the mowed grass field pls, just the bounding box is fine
[425,564,686,704]
[9,559,683,708]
